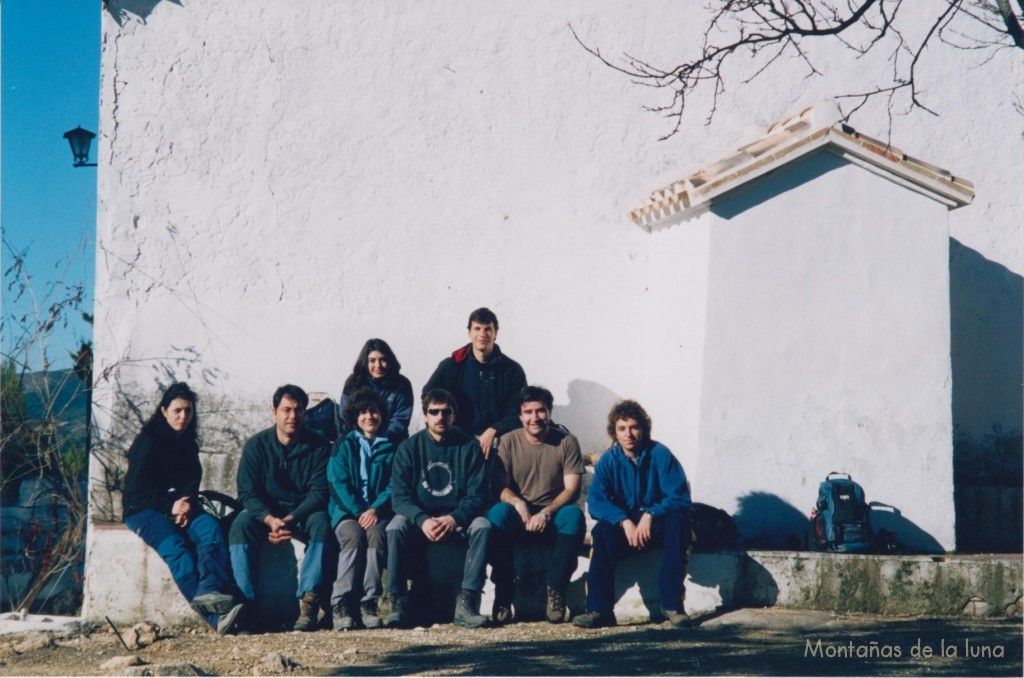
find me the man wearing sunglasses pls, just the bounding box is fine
[385,389,491,628]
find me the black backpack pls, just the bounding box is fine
[810,472,873,553]
[689,502,739,551]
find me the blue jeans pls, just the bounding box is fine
[585,510,690,616]
[125,509,231,627]
[228,509,331,600]
[486,502,585,591]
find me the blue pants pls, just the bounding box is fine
[228,509,331,601]
[125,509,231,627]
[486,502,585,590]
[585,510,689,616]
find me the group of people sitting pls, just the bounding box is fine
[121,308,693,635]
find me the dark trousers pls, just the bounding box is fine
[228,509,331,600]
[586,510,690,616]
[486,503,585,591]
[125,509,231,627]
[385,514,491,595]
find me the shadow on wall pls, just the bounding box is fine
[949,239,1024,553]
[709,151,847,220]
[552,380,621,454]
[867,503,944,554]
[734,490,945,555]
[734,492,810,550]
[105,0,182,26]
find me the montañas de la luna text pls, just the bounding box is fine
[805,638,1005,659]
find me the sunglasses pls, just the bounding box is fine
[427,407,454,417]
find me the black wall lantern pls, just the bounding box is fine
[63,126,97,167]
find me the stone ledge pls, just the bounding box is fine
[83,526,1022,625]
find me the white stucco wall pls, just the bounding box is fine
[90,0,1020,558]
[694,153,954,551]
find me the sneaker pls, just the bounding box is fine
[191,592,235,616]
[384,595,413,629]
[216,603,246,636]
[361,601,382,629]
[294,592,320,632]
[545,586,567,624]
[571,610,617,629]
[453,589,488,628]
[664,609,692,629]
[332,600,357,631]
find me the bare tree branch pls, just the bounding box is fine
[572,0,1022,137]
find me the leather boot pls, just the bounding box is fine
[453,589,488,628]
[294,592,320,631]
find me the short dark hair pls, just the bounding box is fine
[421,388,457,414]
[606,399,652,445]
[341,387,389,430]
[515,385,553,412]
[467,307,499,330]
[273,384,309,410]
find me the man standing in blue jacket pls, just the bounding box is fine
[572,400,692,629]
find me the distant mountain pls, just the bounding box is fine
[21,369,89,451]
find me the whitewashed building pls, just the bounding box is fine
[86,1,1022,622]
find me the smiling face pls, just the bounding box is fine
[614,417,644,457]
[273,395,306,441]
[424,401,454,441]
[357,406,382,439]
[467,321,497,359]
[161,397,194,432]
[519,400,550,443]
[367,350,389,380]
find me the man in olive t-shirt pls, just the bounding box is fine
[486,385,586,624]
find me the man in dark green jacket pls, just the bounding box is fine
[229,384,331,632]
[385,388,491,629]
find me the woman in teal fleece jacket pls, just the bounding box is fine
[327,388,396,630]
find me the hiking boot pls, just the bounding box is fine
[545,586,567,624]
[384,595,413,629]
[664,609,692,629]
[216,603,246,636]
[332,600,357,631]
[294,592,320,632]
[191,591,236,616]
[453,589,488,628]
[360,600,382,629]
[491,583,514,624]
[571,610,617,629]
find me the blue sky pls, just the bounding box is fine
[2,2,100,371]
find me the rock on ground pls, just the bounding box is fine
[99,655,145,670]
[253,652,301,675]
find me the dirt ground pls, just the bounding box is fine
[0,608,1021,676]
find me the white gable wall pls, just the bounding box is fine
[695,154,954,551]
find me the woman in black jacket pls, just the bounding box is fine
[122,382,242,634]
[338,339,414,443]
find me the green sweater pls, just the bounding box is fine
[327,430,395,527]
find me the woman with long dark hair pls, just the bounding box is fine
[122,382,242,634]
[339,339,413,442]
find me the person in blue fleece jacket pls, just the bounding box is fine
[573,399,692,630]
